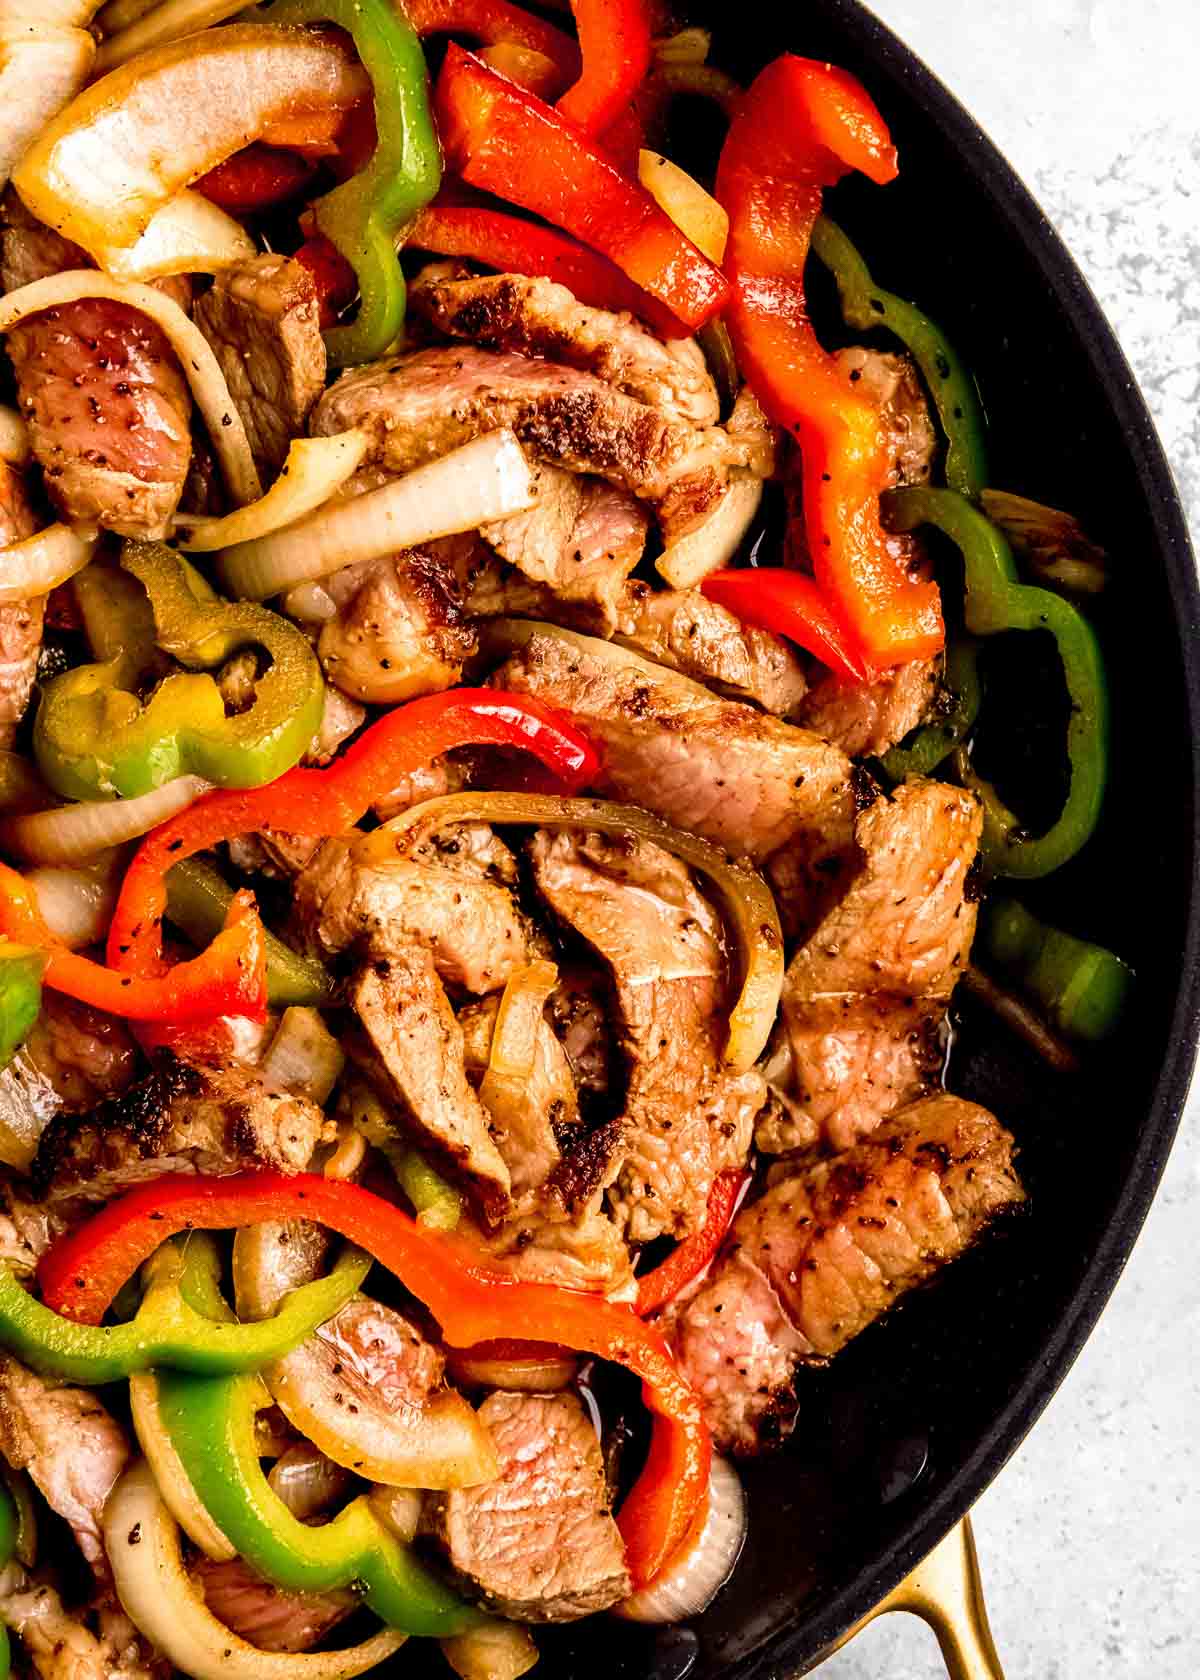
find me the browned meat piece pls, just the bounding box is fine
[0,459,43,748]
[30,1055,330,1204]
[318,548,476,705]
[548,969,614,1099]
[467,1205,634,1296]
[669,1094,1024,1452]
[833,346,936,490]
[796,655,940,758]
[491,624,855,865]
[0,189,86,291]
[194,254,325,475]
[425,1390,630,1620]
[293,822,530,996]
[8,294,192,538]
[351,955,511,1220]
[373,751,469,823]
[224,828,325,882]
[310,346,747,510]
[617,583,810,715]
[305,684,366,765]
[0,1568,129,1680]
[0,993,138,1172]
[410,265,720,427]
[531,830,764,1242]
[777,780,982,1150]
[459,991,581,1201]
[0,1358,129,1580]
[192,1558,353,1654]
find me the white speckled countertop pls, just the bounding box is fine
[817,3,1200,1675]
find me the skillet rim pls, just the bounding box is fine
[721,2,1200,1673]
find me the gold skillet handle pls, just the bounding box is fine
[825,1515,1005,1680]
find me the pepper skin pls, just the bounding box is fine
[164,857,333,1009]
[557,0,653,136]
[978,897,1132,1042]
[0,947,44,1072]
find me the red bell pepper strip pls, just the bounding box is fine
[107,690,599,982]
[557,0,653,136]
[701,567,872,685]
[635,1169,749,1318]
[195,144,319,214]
[406,204,685,337]
[715,56,944,671]
[0,867,266,1025]
[435,45,729,331]
[294,233,359,327]
[402,0,579,81]
[39,1171,709,1591]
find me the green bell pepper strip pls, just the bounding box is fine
[157,1367,479,1637]
[394,1149,462,1232]
[0,1243,369,1385]
[264,0,441,367]
[0,948,44,1072]
[810,215,989,501]
[978,896,1133,1042]
[884,486,1108,879]
[882,637,983,780]
[165,857,333,1008]
[34,545,325,802]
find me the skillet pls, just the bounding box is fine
[524,1,1200,1675]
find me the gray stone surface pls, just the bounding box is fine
[815,2,1200,1675]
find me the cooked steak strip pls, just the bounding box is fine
[0,1565,128,1680]
[351,955,512,1221]
[194,254,325,475]
[410,265,720,427]
[616,583,810,715]
[0,459,43,748]
[530,829,764,1242]
[0,994,138,1174]
[795,654,940,758]
[317,547,476,705]
[491,625,855,865]
[466,1205,634,1297]
[30,1055,329,1204]
[777,780,982,1151]
[425,1390,630,1621]
[192,1558,353,1654]
[669,1094,1023,1453]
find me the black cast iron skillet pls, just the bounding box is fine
[526,3,1200,1676]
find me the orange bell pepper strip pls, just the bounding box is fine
[107,689,599,982]
[701,567,872,684]
[715,55,944,671]
[435,44,729,331]
[39,1170,709,1591]
[635,1168,749,1318]
[557,0,653,136]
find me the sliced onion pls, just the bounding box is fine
[2,775,209,865]
[27,851,121,948]
[0,523,97,605]
[267,1443,352,1522]
[96,0,158,32]
[446,1339,578,1394]
[366,1485,422,1546]
[440,1618,539,1680]
[281,581,338,625]
[15,25,366,256]
[656,476,763,589]
[260,1006,345,1105]
[0,272,261,505]
[478,958,558,1137]
[653,26,712,65]
[95,190,255,282]
[219,430,543,601]
[0,21,94,191]
[177,433,369,554]
[95,0,252,73]
[616,1455,746,1622]
[128,1372,236,1562]
[638,149,728,264]
[322,1122,367,1182]
[105,1462,406,1680]
[366,788,784,1072]
[0,406,29,466]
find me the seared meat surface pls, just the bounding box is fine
[0,993,138,1173]
[30,1056,330,1203]
[617,583,810,715]
[425,1390,630,1621]
[459,990,581,1202]
[777,780,982,1150]
[192,1558,354,1654]
[318,547,476,704]
[468,1205,633,1297]
[670,1094,1023,1452]
[194,254,325,475]
[410,265,720,427]
[796,655,941,759]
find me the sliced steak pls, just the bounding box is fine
[547,968,614,1100]
[192,1558,353,1654]
[669,1093,1023,1452]
[425,1390,630,1621]
[0,994,138,1173]
[0,1567,124,1680]
[194,254,325,475]
[490,624,855,865]
[0,459,43,748]
[777,779,981,1150]
[530,830,763,1242]
[30,1055,330,1204]
[467,1205,633,1297]
[0,1358,129,1581]
[833,346,936,490]
[351,955,511,1220]
[795,655,940,758]
[410,265,720,427]
[317,548,476,705]
[617,583,810,715]
[459,991,581,1202]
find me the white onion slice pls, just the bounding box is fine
[0,406,29,465]
[260,1006,345,1105]
[282,580,338,624]
[0,523,97,605]
[656,476,764,589]
[128,1372,236,1562]
[0,271,262,505]
[27,853,120,948]
[94,0,158,36]
[177,433,368,554]
[0,22,94,190]
[616,1455,746,1622]
[96,190,254,282]
[3,775,209,865]
[105,1463,407,1680]
[95,0,250,72]
[219,431,542,601]
[440,1618,539,1680]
